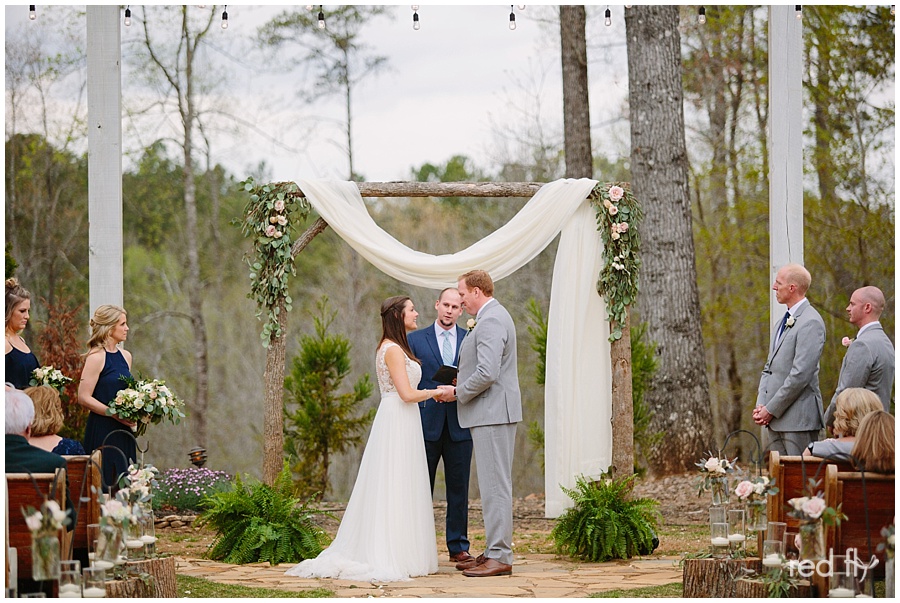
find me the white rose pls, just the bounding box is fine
[274,199,285,212]
[34,368,45,380]
[277,215,288,226]
[25,512,42,532]
[611,231,620,241]
[704,458,720,472]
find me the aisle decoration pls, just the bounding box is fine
[787,479,845,561]
[107,376,186,437]
[734,475,778,532]
[696,451,737,506]
[22,499,71,581]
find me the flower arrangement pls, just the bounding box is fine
[787,479,845,526]
[239,178,311,347]
[466,318,477,331]
[107,376,186,437]
[101,497,136,525]
[117,462,160,507]
[23,499,71,536]
[591,183,642,343]
[734,475,779,503]
[29,365,73,392]
[154,467,233,513]
[695,451,738,497]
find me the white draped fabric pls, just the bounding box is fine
[297,178,612,518]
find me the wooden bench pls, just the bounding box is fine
[5,470,68,584]
[767,452,854,531]
[61,451,102,556]
[824,466,894,581]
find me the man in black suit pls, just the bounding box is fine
[408,288,474,566]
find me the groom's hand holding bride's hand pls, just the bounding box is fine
[435,385,456,403]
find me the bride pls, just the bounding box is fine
[285,296,452,582]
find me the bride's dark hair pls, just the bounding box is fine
[379,296,420,364]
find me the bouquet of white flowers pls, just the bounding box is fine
[29,365,73,392]
[107,376,186,436]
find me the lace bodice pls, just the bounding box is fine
[376,341,421,395]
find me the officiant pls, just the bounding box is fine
[408,288,475,566]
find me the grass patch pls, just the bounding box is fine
[177,575,333,598]
[589,582,682,598]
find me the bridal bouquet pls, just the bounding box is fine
[29,365,73,392]
[107,376,186,437]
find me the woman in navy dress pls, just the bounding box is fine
[77,305,137,491]
[5,278,39,389]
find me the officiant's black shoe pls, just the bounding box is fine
[455,553,484,571]
[450,551,474,563]
[462,558,512,577]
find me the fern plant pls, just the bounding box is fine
[196,463,331,565]
[552,473,660,562]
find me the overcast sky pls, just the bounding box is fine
[5,4,632,183]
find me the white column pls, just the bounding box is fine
[86,6,123,312]
[767,6,804,335]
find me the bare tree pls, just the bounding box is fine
[625,6,712,475]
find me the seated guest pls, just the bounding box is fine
[25,385,86,455]
[6,388,76,524]
[803,388,882,458]
[851,410,894,474]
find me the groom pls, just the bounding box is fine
[452,270,521,577]
[407,288,474,566]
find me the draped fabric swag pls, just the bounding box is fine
[297,178,612,518]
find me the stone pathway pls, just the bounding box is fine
[175,551,683,598]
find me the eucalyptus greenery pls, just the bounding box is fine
[590,182,643,342]
[196,463,331,565]
[238,178,310,346]
[552,473,660,562]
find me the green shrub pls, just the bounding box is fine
[552,473,660,562]
[152,467,232,513]
[196,463,330,565]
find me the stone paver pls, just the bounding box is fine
[175,552,683,597]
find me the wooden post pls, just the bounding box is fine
[610,311,634,478]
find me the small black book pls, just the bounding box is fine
[431,365,458,386]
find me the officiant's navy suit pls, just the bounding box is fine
[408,322,472,558]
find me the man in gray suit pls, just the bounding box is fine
[753,264,826,455]
[451,270,521,577]
[824,286,894,428]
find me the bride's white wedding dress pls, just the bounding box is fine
[285,341,438,582]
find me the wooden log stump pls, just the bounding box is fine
[735,577,812,598]
[107,556,177,598]
[682,557,761,598]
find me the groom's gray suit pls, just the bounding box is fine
[756,300,826,455]
[456,298,522,566]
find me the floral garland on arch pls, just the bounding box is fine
[590,183,642,342]
[238,178,310,345]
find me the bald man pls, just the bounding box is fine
[754,264,826,455]
[824,286,895,428]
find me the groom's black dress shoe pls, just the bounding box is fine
[455,553,484,571]
[462,558,513,577]
[450,551,474,563]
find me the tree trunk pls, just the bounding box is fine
[609,311,634,477]
[682,558,761,598]
[625,5,712,475]
[262,297,288,486]
[560,5,592,179]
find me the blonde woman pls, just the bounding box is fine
[5,278,39,389]
[804,388,882,458]
[77,305,136,489]
[851,411,894,474]
[25,385,86,455]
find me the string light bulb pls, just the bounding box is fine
[697,6,706,24]
[317,5,325,29]
[795,5,802,20]
[413,10,419,30]
[604,6,612,26]
[306,5,313,10]
[509,5,516,30]
[28,5,36,20]
[411,4,419,10]
[124,6,132,27]
[517,4,525,9]
[221,6,228,29]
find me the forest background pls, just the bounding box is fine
[4,5,894,500]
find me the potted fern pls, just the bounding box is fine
[552,473,660,562]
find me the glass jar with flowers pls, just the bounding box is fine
[696,451,737,506]
[879,523,895,597]
[22,499,71,581]
[734,475,778,533]
[97,498,134,570]
[787,479,845,562]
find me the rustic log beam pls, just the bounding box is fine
[682,557,761,598]
[356,181,545,198]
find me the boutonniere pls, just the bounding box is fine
[785,316,795,328]
[466,318,477,331]
[842,336,854,347]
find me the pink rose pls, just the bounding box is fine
[704,457,721,472]
[801,496,827,519]
[735,480,754,499]
[618,222,629,232]
[842,336,853,347]
[608,205,619,216]
[608,185,625,202]
[277,215,288,226]
[265,225,276,237]
[274,199,285,212]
